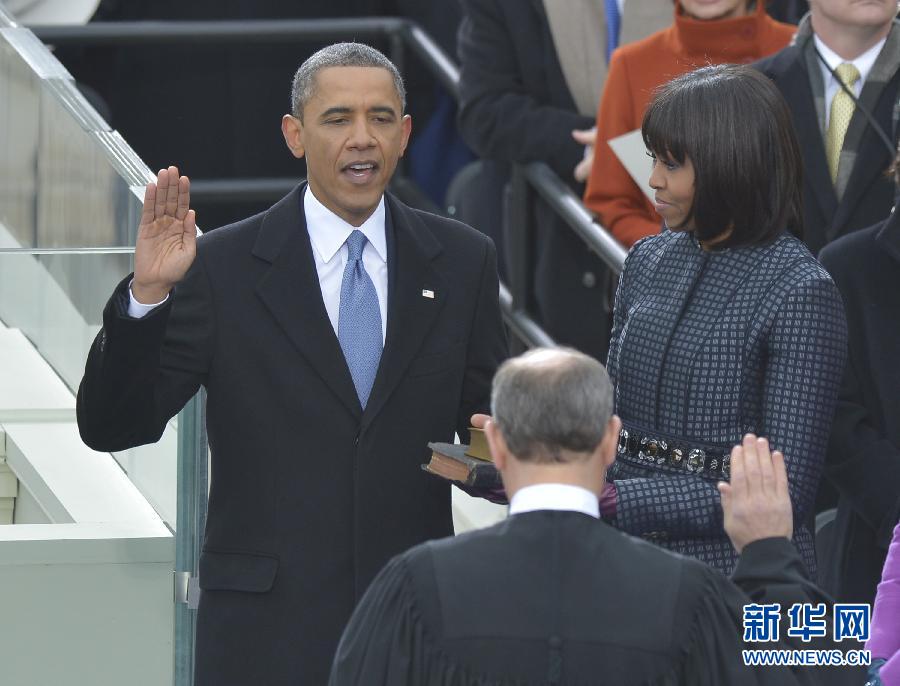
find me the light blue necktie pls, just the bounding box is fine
[338,230,383,408]
[604,0,621,63]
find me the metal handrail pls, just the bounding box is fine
[399,23,460,99]
[28,16,636,346]
[32,17,408,46]
[397,26,627,276]
[31,18,622,277]
[523,163,627,273]
[499,283,555,348]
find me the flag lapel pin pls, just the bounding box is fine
[422,289,435,299]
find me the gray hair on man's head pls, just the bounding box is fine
[490,347,614,464]
[290,42,406,120]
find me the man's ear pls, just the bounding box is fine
[598,415,621,470]
[398,114,412,157]
[281,114,306,159]
[484,419,507,471]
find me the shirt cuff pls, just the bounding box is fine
[127,279,169,318]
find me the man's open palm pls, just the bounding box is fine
[133,166,197,304]
[718,434,793,553]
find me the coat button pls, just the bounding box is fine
[582,271,597,288]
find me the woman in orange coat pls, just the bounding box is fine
[583,0,795,247]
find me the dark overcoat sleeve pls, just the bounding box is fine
[824,355,900,545]
[455,234,507,442]
[76,256,213,452]
[683,539,846,686]
[819,243,900,550]
[456,0,593,178]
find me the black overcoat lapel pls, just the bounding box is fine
[362,195,447,429]
[251,185,362,420]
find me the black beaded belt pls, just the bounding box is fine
[617,427,731,481]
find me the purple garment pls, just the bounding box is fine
[599,483,618,519]
[868,521,900,685]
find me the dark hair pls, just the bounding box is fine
[291,42,406,120]
[642,64,803,247]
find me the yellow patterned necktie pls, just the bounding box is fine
[825,62,861,183]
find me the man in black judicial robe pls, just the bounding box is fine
[330,348,839,686]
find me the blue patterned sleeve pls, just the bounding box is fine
[606,239,645,387]
[606,267,626,387]
[759,274,847,528]
[613,474,723,539]
[612,273,847,541]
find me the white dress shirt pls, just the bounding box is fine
[814,35,886,129]
[129,187,390,345]
[508,483,599,519]
[303,186,388,345]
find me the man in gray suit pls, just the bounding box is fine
[755,0,900,253]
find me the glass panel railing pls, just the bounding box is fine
[0,248,181,528]
[0,27,151,251]
[0,8,203,685]
[0,248,132,391]
[0,21,183,527]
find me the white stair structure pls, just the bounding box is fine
[0,432,15,524]
[0,9,177,684]
[0,319,175,686]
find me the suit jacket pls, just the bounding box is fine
[819,211,900,605]
[331,511,831,685]
[754,20,900,254]
[76,185,508,685]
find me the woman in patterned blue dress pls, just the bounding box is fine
[604,65,847,576]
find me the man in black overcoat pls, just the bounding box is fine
[456,0,669,360]
[819,191,900,605]
[76,43,507,685]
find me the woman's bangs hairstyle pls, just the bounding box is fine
[641,64,803,248]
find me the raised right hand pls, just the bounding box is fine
[133,166,197,304]
[718,434,793,554]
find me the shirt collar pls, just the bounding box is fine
[508,484,599,519]
[303,185,387,265]
[813,33,886,86]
